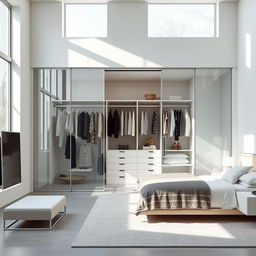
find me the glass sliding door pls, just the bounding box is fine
[34,69,72,191]
[195,69,232,175]
[70,69,105,191]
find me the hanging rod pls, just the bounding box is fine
[55,105,104,108]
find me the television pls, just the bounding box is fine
[1,132,21,189]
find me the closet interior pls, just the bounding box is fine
[33,68,232,191]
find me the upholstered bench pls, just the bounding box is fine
[3,195,67,230]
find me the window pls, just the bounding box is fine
[0,0,11,132]
[40,70,60,151]
[148,4,216,37]
[65,4,107,37]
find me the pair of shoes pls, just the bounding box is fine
[171,142,182,150]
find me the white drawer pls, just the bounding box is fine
[107,150,137,158]
[107,167,137,177]
[138,163,161,169]
[107,157,137,164]
[107,163,137,170]
[107,174,137,185]
[138,169,161,176]
[138,150,161,157]
[138,158,161,165]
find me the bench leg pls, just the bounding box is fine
[49,205,66,230]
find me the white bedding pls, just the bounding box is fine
[201,177,237,209]
[139,173,238,209]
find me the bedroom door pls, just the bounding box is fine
[195,69,232,175]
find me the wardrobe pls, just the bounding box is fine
[33,68,232,191]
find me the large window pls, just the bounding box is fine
[148,4,216,37]
[40,70,59,151]
[65,4,107,37]
[0,0,11,132]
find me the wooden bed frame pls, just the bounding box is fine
[139,209,243,216]
[138,153,256,216]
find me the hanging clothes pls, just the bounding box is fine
[64,135,76,168]
[151,111,158,135]
[95,112,99,137]
[113,110,120,138]
[107,110,114,137]
[78,143,92,169]
[180,109,186,136]
[75,111,80,139]
[184,109,191,137]
[124,111,128,136]
[56,109,68,148]
[169,109,175,137]
[174,110,182,141]
[97,112,103,138]
[77,112,85,139]
[65,111,76,135]
[162,110,169,136]
[140,111,148,136]
[120,110,124,136]
[84,112,90,141]
[132,110,135,137]
[128,111,132,136]
[89,112,97,144]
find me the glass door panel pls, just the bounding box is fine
[70,69,105,191]
[195,69,232,175]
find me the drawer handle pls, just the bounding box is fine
[119,151,125,153]
[119,163,125,165]
[119,157,125,159]
[119,170,125,172]
[119,176,125,178]
[148,169,154,172]
[148,163,154,166]
[148,157,154,159]
[149,151,154,153]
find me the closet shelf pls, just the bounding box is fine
[164,149,192,152]
[52,100,105,106]
[162,164,192,167]
[162,100,192,104]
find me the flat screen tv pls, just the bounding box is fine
[1,132,21,189]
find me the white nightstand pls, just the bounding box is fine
[237,191,256,216]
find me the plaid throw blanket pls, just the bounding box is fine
[135,175,211,215]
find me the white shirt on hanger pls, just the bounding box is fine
[56,109,68,148]
[169,109,175,137]
[132,110,135,137]
[120,110,124,136]
[185,109,191,137]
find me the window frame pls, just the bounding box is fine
[63,3,108,38]
[147,3,217,38]
[40,70,59,152]
[0,0,12,132]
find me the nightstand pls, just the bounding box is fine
[237,191,256,216]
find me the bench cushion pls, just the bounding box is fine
[3,196,67,220]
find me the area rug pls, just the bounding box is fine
[72,193,256,248]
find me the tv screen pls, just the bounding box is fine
[1,132,21,189]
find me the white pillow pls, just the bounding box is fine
[163,158,190,164]
[221,166,252,184]
[238,181,256,188]
[239,172,256,185]
[163,154,189,159]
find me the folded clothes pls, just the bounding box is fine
[163,158,190,164]
[163,153,189,159]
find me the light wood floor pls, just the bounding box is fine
[1,191,256,256]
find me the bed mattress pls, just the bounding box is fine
[137,173,238,214]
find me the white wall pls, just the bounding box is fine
[0,0,31,208]
[237,0,256,155]
[31,1,237,68]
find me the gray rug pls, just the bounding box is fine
[72,193,256,248]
